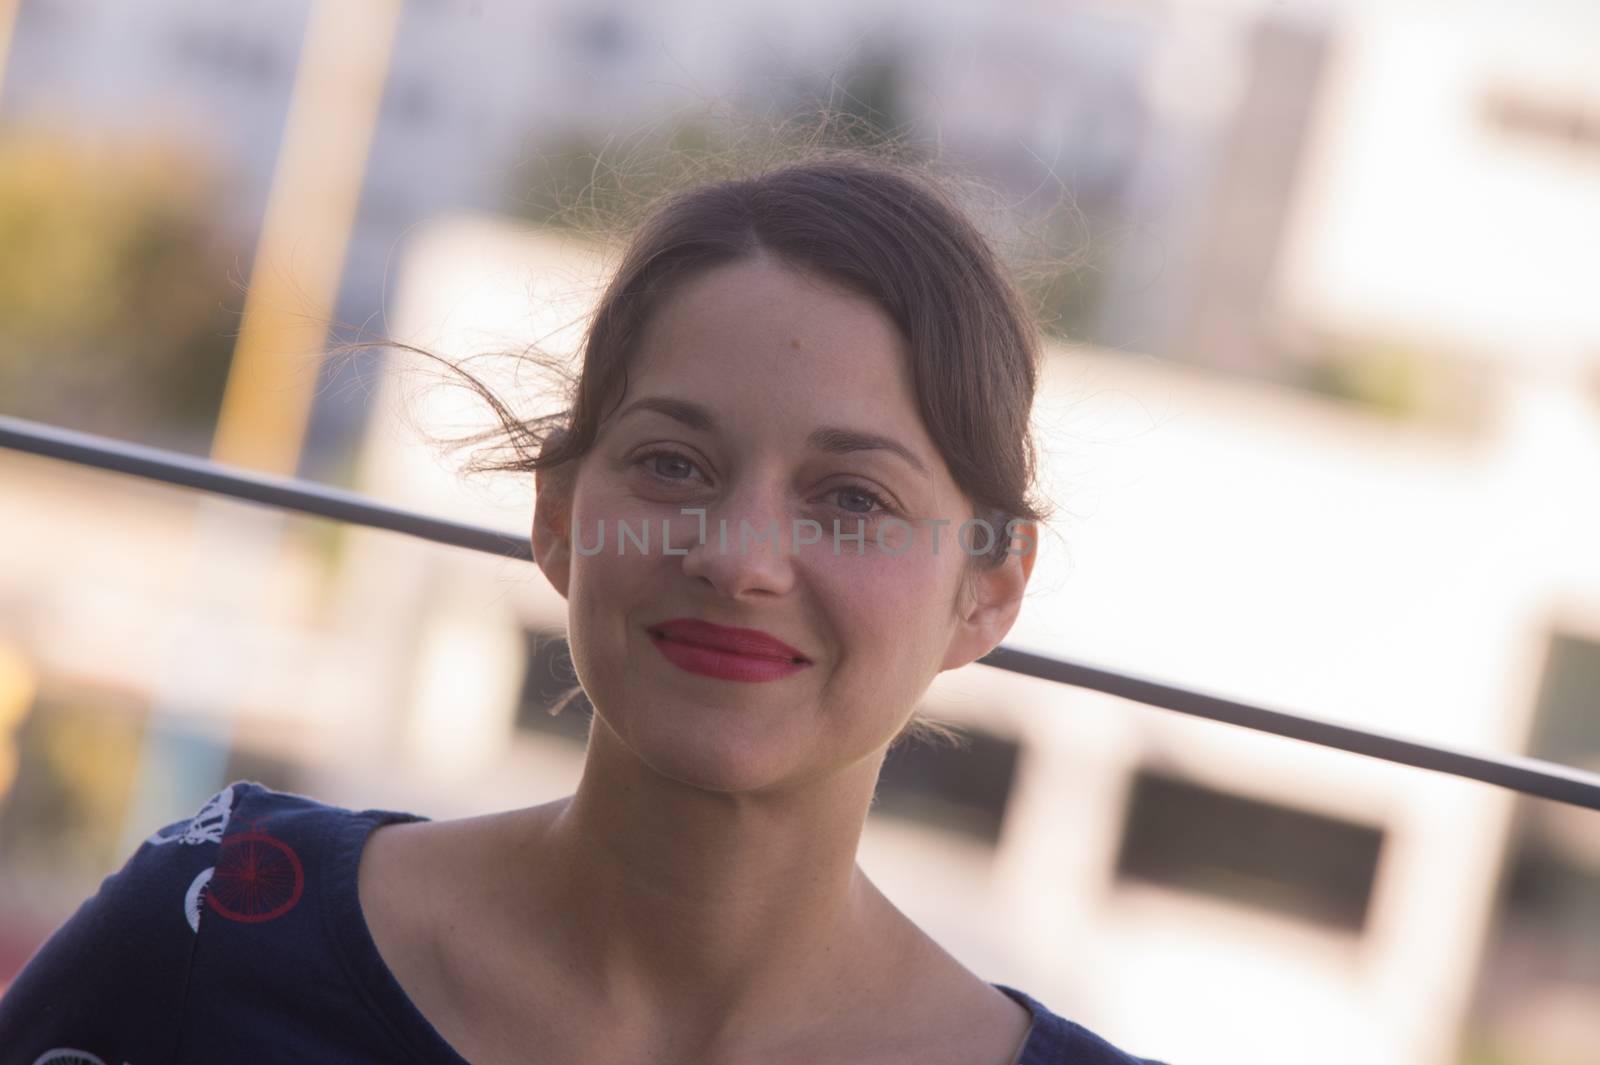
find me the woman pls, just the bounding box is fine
[0,154,1168,1064]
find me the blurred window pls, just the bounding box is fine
[1525,630,1600,768]
[1480,629,1600,1000]
[513,629,592,744]
[1114,769,1383,933]
[872,726,1021,845]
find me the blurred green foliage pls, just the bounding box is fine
[1295,328,1493,431]
[1455,1023,1594,1065]
[0,689,145,889]
[1020,211,1105,343]
[509,49,916,230]
[0,132,243,450]
[1300,334,1430,417]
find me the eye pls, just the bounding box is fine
[829,483,895,517]
[635,449,702,484]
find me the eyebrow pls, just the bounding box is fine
[616,396,929,475]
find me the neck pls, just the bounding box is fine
[506,720,917,1044]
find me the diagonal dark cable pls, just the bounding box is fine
[4,412,1598,812]
[979,647,1600,811]
[0,413,530,561]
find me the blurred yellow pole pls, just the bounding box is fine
[114,0,402,856]
[210,0,403,474]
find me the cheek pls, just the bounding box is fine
[565,480,666,580]
[815,543,962,670]
[831,557,935,615]
[833,516,964,600]
[563,495,655,665]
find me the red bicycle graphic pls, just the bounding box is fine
[201,823,304,924]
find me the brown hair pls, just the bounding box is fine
[388,138,1055,749]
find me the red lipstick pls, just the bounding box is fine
[647,618,812,683]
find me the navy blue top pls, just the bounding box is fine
[0,781,1168,1064]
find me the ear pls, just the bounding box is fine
[532,464,575,600]
[938,520,1038,673]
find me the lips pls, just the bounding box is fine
[647,618,810,664]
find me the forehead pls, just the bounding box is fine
[626,255,915,421]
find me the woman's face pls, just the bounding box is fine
[534,253,1031,795]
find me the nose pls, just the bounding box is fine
[676,481,798,600]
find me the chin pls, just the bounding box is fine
[603,708,813,796]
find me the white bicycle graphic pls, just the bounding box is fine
[30,1049,135,1065]
[145,786,234,848]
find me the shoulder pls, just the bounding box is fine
[11,779,280,972]
[994,984,1172,1065]
[0,780,425,1064]
[104,779,381,931]
[0,780,259,1059]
